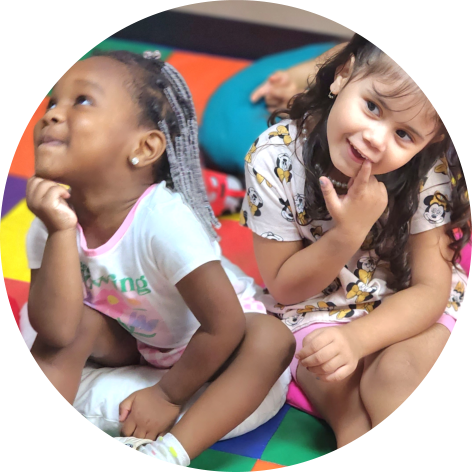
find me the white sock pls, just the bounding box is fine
[139,433,190,466]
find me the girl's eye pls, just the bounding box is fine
[366,100,379,115]
[76,95,92,106]
[47,99,57,110]
[396,129,412,142]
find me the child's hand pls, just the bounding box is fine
[119,384,182,440]
[250,70,301,111]
[320,161,388,246]
[26,176,77,233]
[296,326,362,382]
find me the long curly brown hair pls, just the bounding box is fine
[271,34,470,291]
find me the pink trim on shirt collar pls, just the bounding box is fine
[77,184,156,257]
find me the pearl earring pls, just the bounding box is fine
[130,157,139,166]
[328,91,336,99]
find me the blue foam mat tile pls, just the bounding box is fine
[210,403,291,459]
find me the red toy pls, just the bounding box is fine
[203,169,246,216]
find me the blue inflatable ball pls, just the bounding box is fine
[199,43,337,175]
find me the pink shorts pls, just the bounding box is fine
[286,313,456,418]
[138,295,267,369]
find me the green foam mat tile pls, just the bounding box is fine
[80,37,173,61]
[190,449,257,472]
[261,407,336,466]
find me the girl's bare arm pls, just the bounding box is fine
[253,227,362,305]
[28,233,83,347]
[345,226,453,358]
[157,261,246,405]
[27,177,83,346]
[254,162,388,305]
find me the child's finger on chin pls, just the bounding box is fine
[26,176,41,194]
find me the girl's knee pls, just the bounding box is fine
[35,305,104,350]
[245,314,296,362]
[32,321,98,367]
[38,305,103,349]
[296,364,370,445]
[365,348,423,393]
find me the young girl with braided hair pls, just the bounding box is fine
[26,50,294,465]
[242,34,469,447]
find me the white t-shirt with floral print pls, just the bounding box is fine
[26,182,259,352]
[241,120,466,332]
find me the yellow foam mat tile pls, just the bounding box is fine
[0,199,34,282]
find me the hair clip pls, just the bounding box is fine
[143,50,162,60]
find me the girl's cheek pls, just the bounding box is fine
[33,122,43,147]
[33,118,42,134]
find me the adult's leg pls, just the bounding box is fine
[360,323,450,427]
[31,305,140,403]
[170,313,295,459]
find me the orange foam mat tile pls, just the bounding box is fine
[10,98,48,179]
[166,51,251,123]
[252,459,285,470]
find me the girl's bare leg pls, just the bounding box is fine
[170,313,295,459]
[360,323,450,427]
[296,361,371,448]
[31,305,140,403]
[281,323,449,449]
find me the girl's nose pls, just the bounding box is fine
[42,105,66,125]
[363,124,387,152]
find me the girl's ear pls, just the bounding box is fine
[130,130,167,168]
[330,55,355,96]
[430,133,446,144]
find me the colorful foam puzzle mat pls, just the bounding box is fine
[7,31,470,472]
[1,37,337,470]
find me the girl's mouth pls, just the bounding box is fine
[39,141,64,146]
[347,140,369,164]
[38,135,66,147]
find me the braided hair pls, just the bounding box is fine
[94,49,219,240]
